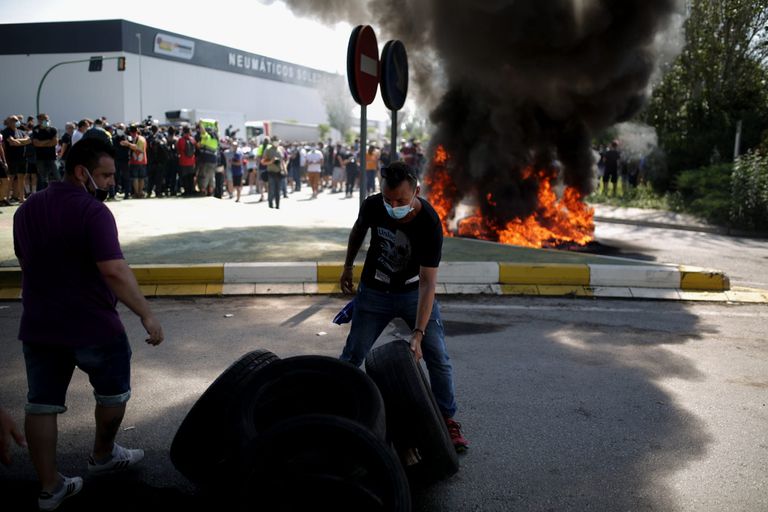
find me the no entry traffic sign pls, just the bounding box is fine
[347,25,379,106]
[380,40,408,111]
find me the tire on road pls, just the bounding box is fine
[237,414,411,512]
[170,349,279,486]
[365,340,459,482]
[238,355,386,441]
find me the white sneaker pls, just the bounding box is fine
[87,443,144,473]
[38,474,83,511]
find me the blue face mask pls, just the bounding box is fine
[384,193,416,220]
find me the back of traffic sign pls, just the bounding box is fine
[347,25,379,106]
[380,40,408,111]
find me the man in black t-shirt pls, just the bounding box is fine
[31,113,60,188]
[2,116,32,203]
[339,161,468,452]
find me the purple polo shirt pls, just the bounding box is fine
[13,181,126,346]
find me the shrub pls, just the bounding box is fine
[675,164,733,225]
[731,151,768,230]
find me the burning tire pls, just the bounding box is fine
[170,349,279,487]
[238,355,386,441]
[365,340,459,482]
[236,414,411,512]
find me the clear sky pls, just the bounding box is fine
[0,0,353,74]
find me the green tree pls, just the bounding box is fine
[319,75,355,141]
[644,0,768,190]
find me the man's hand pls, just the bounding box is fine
[409,331,424,361]
[340,267,356,295]
[0,407,26,466]
[142,314,164,346]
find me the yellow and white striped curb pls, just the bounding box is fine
[0,262,758,302]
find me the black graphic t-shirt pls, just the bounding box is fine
[358,194,442,293]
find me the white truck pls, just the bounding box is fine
[245,120,321,144]
[165,109,246,139]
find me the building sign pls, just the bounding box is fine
[226,52,324,87]
[154,33,195,60]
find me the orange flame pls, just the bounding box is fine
[425,145,594,248]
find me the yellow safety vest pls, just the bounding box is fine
[200,130,219,152]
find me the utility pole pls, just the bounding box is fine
[136,32,144,121]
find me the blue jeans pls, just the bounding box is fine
[268,172,281,207]
[340,283,457,418]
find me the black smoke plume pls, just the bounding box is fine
[278,0,683,224]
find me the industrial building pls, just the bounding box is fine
[0,19,344,137]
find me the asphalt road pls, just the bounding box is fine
[1,295,766,511]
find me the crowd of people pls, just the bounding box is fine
[1,113,428,209]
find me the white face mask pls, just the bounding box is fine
[384,191,416,220]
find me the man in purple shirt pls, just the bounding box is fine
[13,138,164,511]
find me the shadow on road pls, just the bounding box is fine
[415,297,712,511]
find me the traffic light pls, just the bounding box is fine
[88,56,103,72]
[117,57,126,71]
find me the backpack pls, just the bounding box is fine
[150,137,170,164]
[183,136,196,158]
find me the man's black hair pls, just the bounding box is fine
[381,160,418,189]
[65,138,116,176]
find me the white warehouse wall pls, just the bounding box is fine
[121,52,330,126]
[0,52,127,127]
[0,51,331,131]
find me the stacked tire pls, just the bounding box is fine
[170,351,411,511]
[365,340,460,483]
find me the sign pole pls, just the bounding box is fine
[381,40,408,167]
[359,105,367,207]
[390,109,398,163]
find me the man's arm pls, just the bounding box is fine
[7,134,30,146]
[340,218,368,294]
[409,266,438,360]
[96,259,164,345]
[32,137,57,147]
[57,142,69,158]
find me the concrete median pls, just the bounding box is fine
[0,261,755,302]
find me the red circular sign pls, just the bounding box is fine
[347,25,379,106]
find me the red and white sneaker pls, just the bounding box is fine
[445,418,469,452]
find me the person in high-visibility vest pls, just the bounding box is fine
[196,122,219,196]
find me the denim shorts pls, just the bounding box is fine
[23,333,132,414]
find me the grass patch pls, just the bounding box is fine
[586,182,676,210]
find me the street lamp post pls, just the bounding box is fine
[136,32,144,121]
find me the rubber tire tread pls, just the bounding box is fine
[237,414,411,512]
[170,349,279,485]
[238,355,386,441]
[365,340,459,481]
